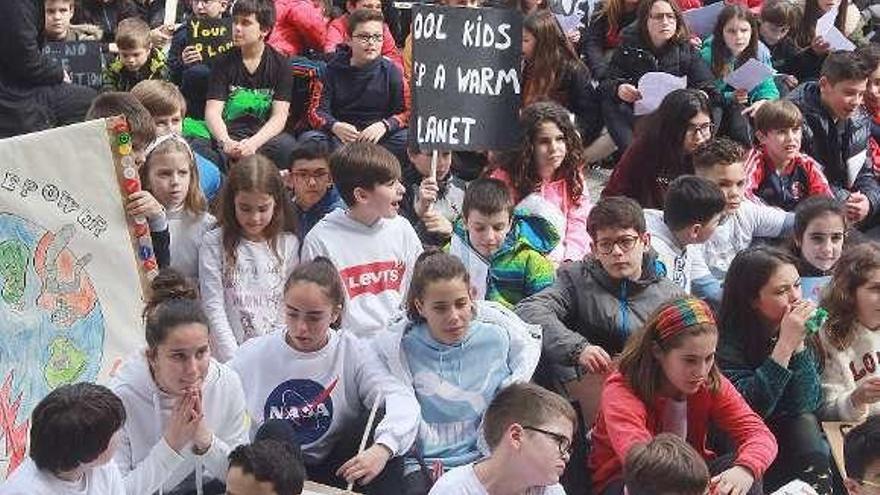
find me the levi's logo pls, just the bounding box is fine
[339,260,406,298]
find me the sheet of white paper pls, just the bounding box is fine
[556,11,583,33]
[846,149,868,186]
[449,235,489,300]
[634,72,687,115]
[771,479,819,495]
[553,0,589,33]
[816,5,837,36]
[682,2,724,37]
[164,0,179,25]
[723,58,776,93]
[822,26,856,51]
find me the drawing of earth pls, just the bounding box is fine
[0,213,104,423]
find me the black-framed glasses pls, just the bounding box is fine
[594,235,641,255]
[522,425,572,456]
[353,33,383,44]
[686,121,715,137]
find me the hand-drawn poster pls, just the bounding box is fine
[0,119,157,478]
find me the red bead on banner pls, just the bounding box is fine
[144,259,158,272]
[123,178,139,194]
[133,223,149,238]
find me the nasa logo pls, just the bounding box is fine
[263,378,338,444]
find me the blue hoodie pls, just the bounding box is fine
[315,45,408,132]
[293,186,345,245]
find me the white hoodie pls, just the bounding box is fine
[644,209,704,294]
[228,329,420,464]
[108,353,250,495]
[199,228,299,362]
[0,458,125,495]
[819,322,880,421]
[301,209,423,338]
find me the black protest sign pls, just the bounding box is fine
[42,41,104,89]
[187,17,233,62]
[411,6,522,151]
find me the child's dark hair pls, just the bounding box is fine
[636,0,690,45]
[754,99,803,133]
[618,297,722,404]
[347,8,384,36]
[218,154,297,269]
[86,92,156,153]
[502,101,584,205]
[115,17,150,50]
[330,142,401,206]
[232,0,276,32]
[624,433,710,495]
[710,5,759,80]
[796,0,850,48]
[587,196,645,241]
[858,43,880,74]
[483,383,576,450]
[143,268,208,351]
[406,250,471,321]
[821,51,871,85]
[289,139,333,170]
[635,89,712,180]
[844,416,880,481]
[663,175,726,231]
[692,136,746,171]
[228,440,306,495]
[284,257,346,328]
[793,195,846,245]
[760,0,800,28]
[30,383,126,474]
[462,178,514,219]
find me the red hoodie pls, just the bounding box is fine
[866,92,880,174]
[268,0,328,57]
[588,372,777,493]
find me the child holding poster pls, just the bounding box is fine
[199,154,299,362]
[819,242,880,422]
[791,196,846,301]
[488,101,592,266]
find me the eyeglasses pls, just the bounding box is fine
[686,121,714,138]
[192,0,220,5]
[291,170,330,182]
[522,426,572,456]
[649,12,676,21]
[594,235,641,255]
[353,33,383,44]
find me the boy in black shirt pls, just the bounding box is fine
[205,0,297,169]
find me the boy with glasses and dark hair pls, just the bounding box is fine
[428,383,576,494]
[516,196,685,391]
[283,139,345,244]
[305,8,410,164]
[844,417,880,494]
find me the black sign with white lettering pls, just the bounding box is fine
[411,6,522,151]
[42,41,104,90]
[186,17,233,62]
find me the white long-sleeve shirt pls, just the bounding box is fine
[168,208,215,281]
[108,354,250,495]
[820,322,880,421]
[301,209,422,338]
[199,228,299,361]
[228,329,420,464]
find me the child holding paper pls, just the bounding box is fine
[600,0,719,149]
[700,4,778,145]
[791,0,865,81]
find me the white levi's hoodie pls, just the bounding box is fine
[199,228,299,362]
[108,353,250,495]
[301,209,423,338]
[228,329,420,464]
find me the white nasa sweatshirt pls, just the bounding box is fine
[228,329,420,464]
[300,209,423,338]
[199,228,299,362]
[108,353,250,495]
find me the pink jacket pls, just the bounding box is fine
[489,168,592,264]
[324,15,404,71]
[268,0,327,57]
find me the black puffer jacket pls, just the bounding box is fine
[600,23,719,103]
[73,0,139,42]
[788,81,880,223]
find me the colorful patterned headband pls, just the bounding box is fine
[655,298,716,342]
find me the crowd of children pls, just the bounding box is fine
[6,0,880,493]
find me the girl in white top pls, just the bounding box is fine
[199,154,299,362]
[229,257,419,494]
[110,270,250,495]
[141,134,215,281]
[819,242,880,421]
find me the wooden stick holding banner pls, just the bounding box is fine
[426,149,438,213]
[346,394,383,492]
[164,0,179,25]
